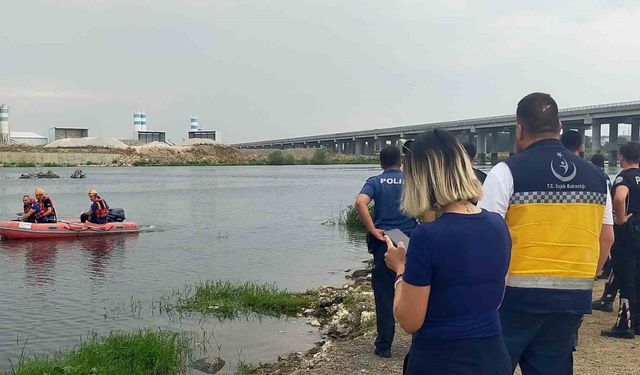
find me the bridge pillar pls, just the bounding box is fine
[508,128,516,156]
[345,141,353,154]
[578,129,586,158]
[592,121,602,152]
[632,119,640,141]
[354,140,365,155]
[477,132,487,165]
[489,131,500,165]
[389,137,401,149]
[609,121,619,165]
[374,138,386,153]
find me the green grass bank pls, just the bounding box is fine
[167,281,313,319]
[5,330,190,375]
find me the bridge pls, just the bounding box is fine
[233,100,640,164]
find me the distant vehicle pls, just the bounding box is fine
[19,170,60,179]
[70,169,86,179]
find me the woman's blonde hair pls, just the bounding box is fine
[402,129,483,217]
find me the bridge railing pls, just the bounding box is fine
[234,100,640,146]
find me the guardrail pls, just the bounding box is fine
[234,100,640,147]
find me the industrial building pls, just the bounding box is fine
[48,127,89,143]
[0,104,10,145]
[137,131,166,144]
[10,132,48,146]
[187,115,216,141]
[133,112,148,132]
[188,130,216,141]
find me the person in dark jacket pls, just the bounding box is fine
[463,142,487,183]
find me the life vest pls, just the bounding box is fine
[35,196,55,219]
[502,138,607,314]
[92,197,109,218]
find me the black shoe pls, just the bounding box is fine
[601,326,635,339]
[374,349,391,358]
[592,298,614,312]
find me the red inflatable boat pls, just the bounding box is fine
[0,220,140,239]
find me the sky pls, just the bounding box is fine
[1,0,640,144]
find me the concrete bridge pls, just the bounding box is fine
[233,100,640,164]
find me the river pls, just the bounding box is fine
[0,165,378,371]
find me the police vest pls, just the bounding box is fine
[612,168,640,215]
[503,138,607,314]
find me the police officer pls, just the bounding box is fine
[592,152,619,312]
[34,188,57,223]
[355,145,417,358]
[602,142,640,339]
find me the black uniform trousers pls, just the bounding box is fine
[611,225,640,323]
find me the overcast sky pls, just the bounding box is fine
[1,0,639,143]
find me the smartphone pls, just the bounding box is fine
[385,229,410,248]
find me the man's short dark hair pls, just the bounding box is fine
[516,92,561,135]
[380,145,401,168]
[590,153,605,168]
[560,130,583,153]
[620,142,640,164]
[463,142,477,159]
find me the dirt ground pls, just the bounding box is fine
[279,281,639,375]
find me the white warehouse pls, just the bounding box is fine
[10,132,48,146]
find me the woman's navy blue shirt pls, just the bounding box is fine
[403,210,511,340]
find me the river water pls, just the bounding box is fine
[0,165,378,371]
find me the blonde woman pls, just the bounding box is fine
[385,129,511,375]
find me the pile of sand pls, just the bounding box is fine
[179,138,217,147]
[45,137,129,150]
[134,141,174,151]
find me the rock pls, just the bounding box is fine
[350,269,369,279]
[360,311,375,323]
[308,346,322,356]
[321,341,334,353]
[327,304,355,337]
[344,269,351,273]
[310,319,321,327]
[317,295,343,308]
[190,356,225,374]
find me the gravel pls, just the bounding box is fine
[45,137,129,149]
[179,138,217,146]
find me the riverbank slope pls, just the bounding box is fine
[0,145,376,167]
[251,279,638,375]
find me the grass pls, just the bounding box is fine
[236,360,258,375]
[6,330,191,375]
[170,281,312,319]
[320,204,373,232]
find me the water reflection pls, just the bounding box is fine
[79,235,137,280]
[0,235,138,284]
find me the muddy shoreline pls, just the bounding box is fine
[244,265,640,375]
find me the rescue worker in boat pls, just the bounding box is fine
[80,189,109,224]
[18,195,41,223]
[34,188,57,223]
